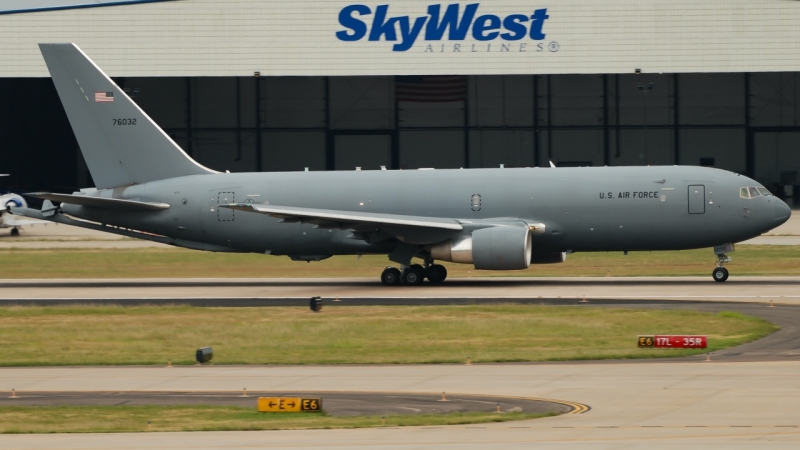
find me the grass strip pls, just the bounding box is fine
[0,305,777,366]
[0,405,553,433]
[1,245,798,278]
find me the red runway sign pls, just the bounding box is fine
[638,335,707,349]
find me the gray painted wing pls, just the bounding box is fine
[29,192,170,211]
[38,43,214,189]
[223,203,463,231]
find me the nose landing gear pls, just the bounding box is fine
[712,244,733,282]
[712,266,729,282]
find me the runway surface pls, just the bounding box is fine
[3,276,800,303]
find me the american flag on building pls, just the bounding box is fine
[94,91,114,103]
[395,76,467,103]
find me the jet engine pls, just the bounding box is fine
[429,226,532,270]
[1,194,26,212]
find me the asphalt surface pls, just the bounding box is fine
[0,391,575,416]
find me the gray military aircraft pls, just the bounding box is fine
[11,44,792,284]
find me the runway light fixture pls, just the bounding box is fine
[310,296,323,312]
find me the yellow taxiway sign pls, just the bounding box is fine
[258,397,322,412]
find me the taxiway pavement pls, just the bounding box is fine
[1,361,799,449]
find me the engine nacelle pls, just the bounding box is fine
[1,194,27,212]
[429,226,532,271]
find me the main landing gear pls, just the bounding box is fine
[380,263,448,286]
[712,244,733,282]
[9,227,19,237]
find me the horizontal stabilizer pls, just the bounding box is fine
[223,204,463,231]
[28,192,169,211]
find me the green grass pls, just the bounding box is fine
[1,245,798,278]
[0,305,777,366]
[0,406,552,433]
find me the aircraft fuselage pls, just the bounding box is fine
[60,165,789,258]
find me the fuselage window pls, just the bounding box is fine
[740,187,750,199]
[748,186,761,198]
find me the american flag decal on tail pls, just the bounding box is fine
[94,92,113,103]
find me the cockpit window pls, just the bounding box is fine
[740,186,771,199]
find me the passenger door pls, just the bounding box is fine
[688,185,705,214]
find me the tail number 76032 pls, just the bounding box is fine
[113,118,137,125]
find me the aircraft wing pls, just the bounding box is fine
[28,192,170,211]
[223,204,463,231]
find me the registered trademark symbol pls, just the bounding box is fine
[548,41,560,52]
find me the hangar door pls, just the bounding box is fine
[334,134,392,171]
[754,131,800,194]
[688,185,705,214]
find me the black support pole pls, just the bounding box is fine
[392,77,400,170]
[673,74,680,165]
[464,77,470,168]
[546,75,552,160]
[235,78,242,162]
[325,76,334,171]
[255,75,262,171]
[603,74,610,166]
[533,74,539,166]
[615,75,620,158]
[745,72,753,177]
[186,77,192,156]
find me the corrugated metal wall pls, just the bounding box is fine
[2,0,800,77]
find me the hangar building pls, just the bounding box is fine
[1,0,799,205]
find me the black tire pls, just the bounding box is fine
[401,266,425,286]
[712,267,729,282]
[426,264,448,283]
[10,227,19,237]
[381,267,401,286]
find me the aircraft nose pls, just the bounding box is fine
[773,198,792,224]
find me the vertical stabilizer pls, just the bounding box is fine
[39,43,214,189]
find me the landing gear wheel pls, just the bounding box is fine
[425,264,447,283]
[712,267,729,282]
[381,267,401,286]
[10,227,19,237]
[401,266,424,286]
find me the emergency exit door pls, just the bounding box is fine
[688,185,705,214]
[216,191,235,221]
